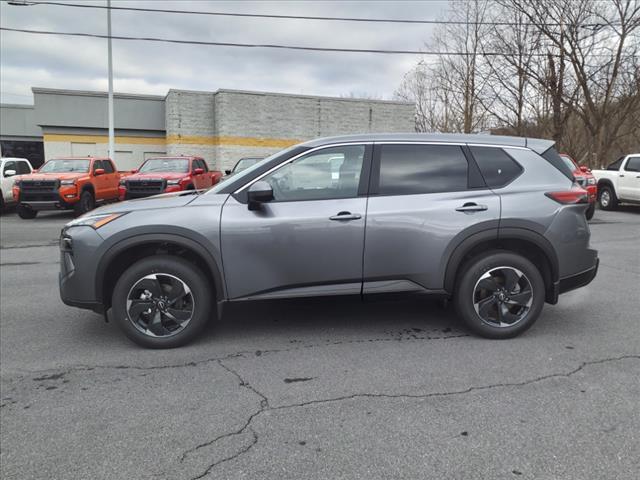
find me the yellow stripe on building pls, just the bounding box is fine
[44,133,302,148]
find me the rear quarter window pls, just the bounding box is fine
[541,147,575,180]
[469,146,523,188]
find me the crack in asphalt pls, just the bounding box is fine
[0,242,59,250]
[179,354,639,479]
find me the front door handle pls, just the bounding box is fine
[330,211,362,221]
[455,203,488,213]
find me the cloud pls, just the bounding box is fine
[0,0,448,104]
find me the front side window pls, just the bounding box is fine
[261,145,365,201]
[39,159,90,173]
[624,157,640,172]
[378,144,468,195]
[93,160,103,172]
[3,160,16,174]
[139,158,190,173]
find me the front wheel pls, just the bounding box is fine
[111,255,212,348]
[17,204,38,219]
[454,251,545,339]
[598,186,617,211]
[74,190,95,217]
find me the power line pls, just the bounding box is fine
[0,0,616,28]
[0,26,576,57]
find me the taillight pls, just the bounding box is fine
[545,187,589,204]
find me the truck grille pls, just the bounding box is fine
[126,179,166,198]
[20,180,60,202]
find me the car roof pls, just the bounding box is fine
[50,157,112,161]
[144,156,200,160]
[1,157,29,161]
[301,133,554,154]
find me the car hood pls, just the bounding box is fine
[124,172,188,181]
[89,190,204,215]
[20,172,87,181]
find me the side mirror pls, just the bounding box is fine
[193,168,204,175]
[94,168,105,176]
[225,169,232,175]
[131,168,138,174]
[247,181,273,210]
[4,169,16,177]
[579,165,590,173]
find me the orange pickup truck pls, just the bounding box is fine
[13,157,120,219]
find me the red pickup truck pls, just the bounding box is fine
[119,156,222,200]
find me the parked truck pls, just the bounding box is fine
[591,154,640,210]
[1,157,33,213]
[118,156,222,200]
[12,157,120,219]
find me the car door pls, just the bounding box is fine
[101,159,119,198]
[220,144,371,300]
[362,143,500,293]
[192,159,207,189]
[91,160,106,199]
[2,160,18,201]
[199,159,213,188]
[618,156,640,201]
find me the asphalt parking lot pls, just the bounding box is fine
[1,207,639,480]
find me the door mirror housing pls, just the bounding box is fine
[193,168,204,175]
[94,168,105,176]
[579,165,590,173]
[3,169,16,177]
[247,181,273,210]
[225,169,232,175]
[131,168,138,174]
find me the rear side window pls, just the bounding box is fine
[541,147,574,180]
[102,160,115,173]
[378,144,468,195]
[469,147,523,188]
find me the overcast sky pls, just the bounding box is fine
[0,0,449,104]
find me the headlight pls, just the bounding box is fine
[60,179,76,185]
[65,212,126,229]
[167,178,187,186]
[13,179,21,187]
[587,177,596,185]
[119,179,127,186]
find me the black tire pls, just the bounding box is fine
[585,203,595,220]
[17,204,38,219]
[0,195,4,215]
[454,251,545,339]
[598,185,618,211]
[74,190,95,217]
[111,255,212,348]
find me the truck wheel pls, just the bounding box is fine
[111,255,212,348]
[454,251,545,339]
[74,190,95,217]
[17,204,38,219]
[598,185,617,211]
[585,203,595,220]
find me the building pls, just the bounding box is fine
[1,87,415,171]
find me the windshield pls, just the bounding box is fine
[234,158,261,173]
[560,156,577,172]
[39,159,90,173]
[208,145,303,194]
[139,158,190,173]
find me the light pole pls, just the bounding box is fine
[107,0,115,161]
[7,0,116,161]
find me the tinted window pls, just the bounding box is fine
[102,160,115,173]
[198,159,208,172]
[3,160,16,173]
[624,157,640,172]
[607,157,624,171]
[17,161,31,174]
[262,145,365,201]
[378,144,468,195]
[470,147,524,188]
[541,147,574,180]
[93,160,103,172]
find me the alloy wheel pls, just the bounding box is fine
[472,266,533,328]
[126,273,194,337]
[600,190,610,207]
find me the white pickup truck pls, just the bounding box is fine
[1,157,34,212]
[592,154,640,210]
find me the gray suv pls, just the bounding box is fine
[59,134,598,348]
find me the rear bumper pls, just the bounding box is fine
[559,257,599,295]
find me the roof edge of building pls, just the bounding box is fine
[31,87,165,101]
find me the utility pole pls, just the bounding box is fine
[107,0,115,161]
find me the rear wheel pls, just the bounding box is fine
[111,255,212,348]
[17,204,37,219]
[454,251,545,339]
[74,190,95,217]
[598,185,617,211]
[585,203,595,220]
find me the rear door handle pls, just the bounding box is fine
[330,211,362,221]
[455,203,488,212]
